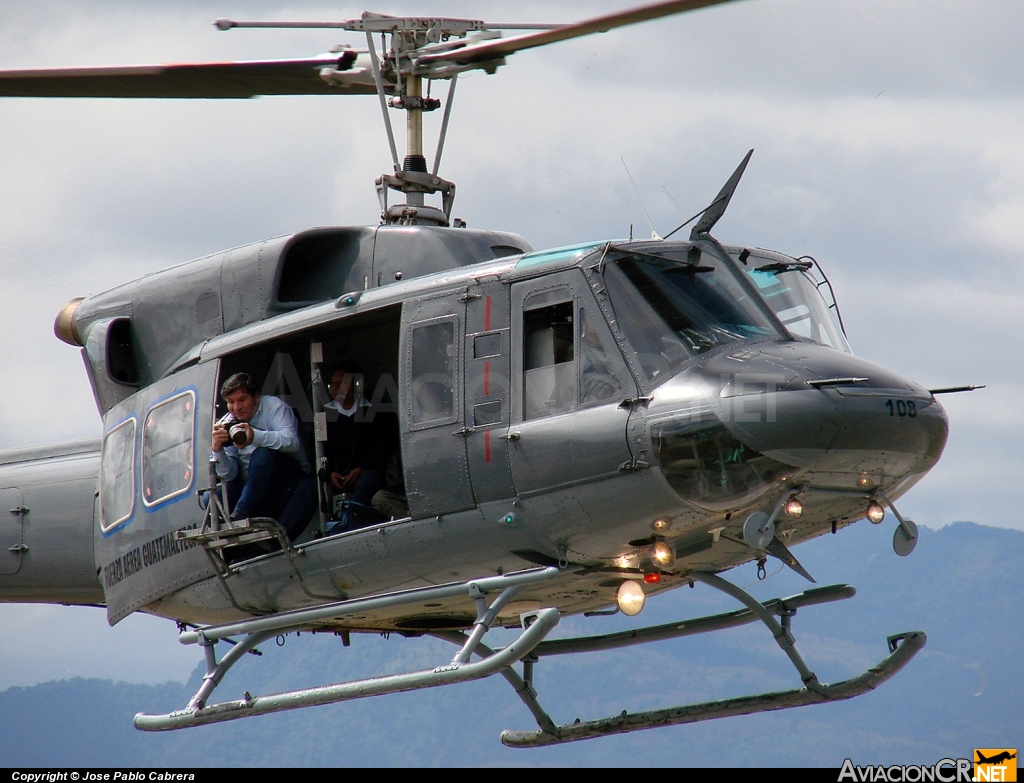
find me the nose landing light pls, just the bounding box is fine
[617,580,646,616]
[651,540,675,567]
[784,498,804,519]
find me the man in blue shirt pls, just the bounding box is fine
[211,372,316,540]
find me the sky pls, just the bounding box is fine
[0,0,1021,690]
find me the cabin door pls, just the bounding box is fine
[508,269,636,496]
[400,291,476,518]
[96,360,220,624]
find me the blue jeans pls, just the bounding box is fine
[346,469,385,507]
[225,447,317,540]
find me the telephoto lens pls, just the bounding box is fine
[228,423,250,446]
[217,413,250,447]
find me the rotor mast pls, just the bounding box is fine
[368,21,472,228]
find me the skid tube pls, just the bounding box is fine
[454,572,925,748]
[135,567,560,731]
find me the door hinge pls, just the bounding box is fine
[8,506,28,516]
[8,543,28,553]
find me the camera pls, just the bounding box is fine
[217,413,251,447]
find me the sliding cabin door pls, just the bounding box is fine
[400,291,475,518]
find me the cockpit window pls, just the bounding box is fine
[523,299,575,419]
[651,418,796,511]
[603,247,780,385]
[740,257,851,352]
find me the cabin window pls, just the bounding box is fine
[473,332,502,359]
[579,306,624,407]
[410,319,457,426]
[523,298,575,420]
[99,418,136,533]
[141,391,196,508]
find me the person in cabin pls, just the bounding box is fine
[324,361,400,531]
[211,372,317,540]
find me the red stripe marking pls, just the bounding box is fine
[485,295,492,331]
[484,429,492,463]
[484,360,491,396]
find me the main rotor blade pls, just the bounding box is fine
[216,17,560,32]
[0,55,375,99]
[415,0,745,68]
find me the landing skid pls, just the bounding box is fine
[134,568,924,743]
[449,573,925,748]
[134,566,560,731]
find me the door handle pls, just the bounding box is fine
[500,432,521,442]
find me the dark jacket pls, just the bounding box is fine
[324,401,399,475]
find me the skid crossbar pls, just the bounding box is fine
[177,566,559,645]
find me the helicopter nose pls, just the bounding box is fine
[703,342,949,476]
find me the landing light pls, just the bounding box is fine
[651,540,675,567]
[866,502,886,524]
[783,498,804,519]
[616,580,646,616]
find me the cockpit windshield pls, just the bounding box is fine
[734,253,851,353]
[603,246,781,386]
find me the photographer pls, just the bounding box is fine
[211,372,316,540]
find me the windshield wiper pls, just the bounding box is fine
[610,246,714,273]
[754,261,813,274]
[665,265,714,275]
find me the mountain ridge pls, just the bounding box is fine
[1,520,1020,766]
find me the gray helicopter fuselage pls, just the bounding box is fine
[0,231,947,631]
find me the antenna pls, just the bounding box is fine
[689,149,753,240]
[621,157,661,240]
[662,185,685,219]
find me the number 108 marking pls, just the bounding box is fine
[885,399,917,418]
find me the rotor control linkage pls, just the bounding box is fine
[494,573,926,748]
[134,567,560,731]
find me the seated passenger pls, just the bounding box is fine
[324,361,399,531]
[371,450,409,520]
[211,372,316,540]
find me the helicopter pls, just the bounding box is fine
[0,0,978,747]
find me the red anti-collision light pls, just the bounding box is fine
[643,573,661,584]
